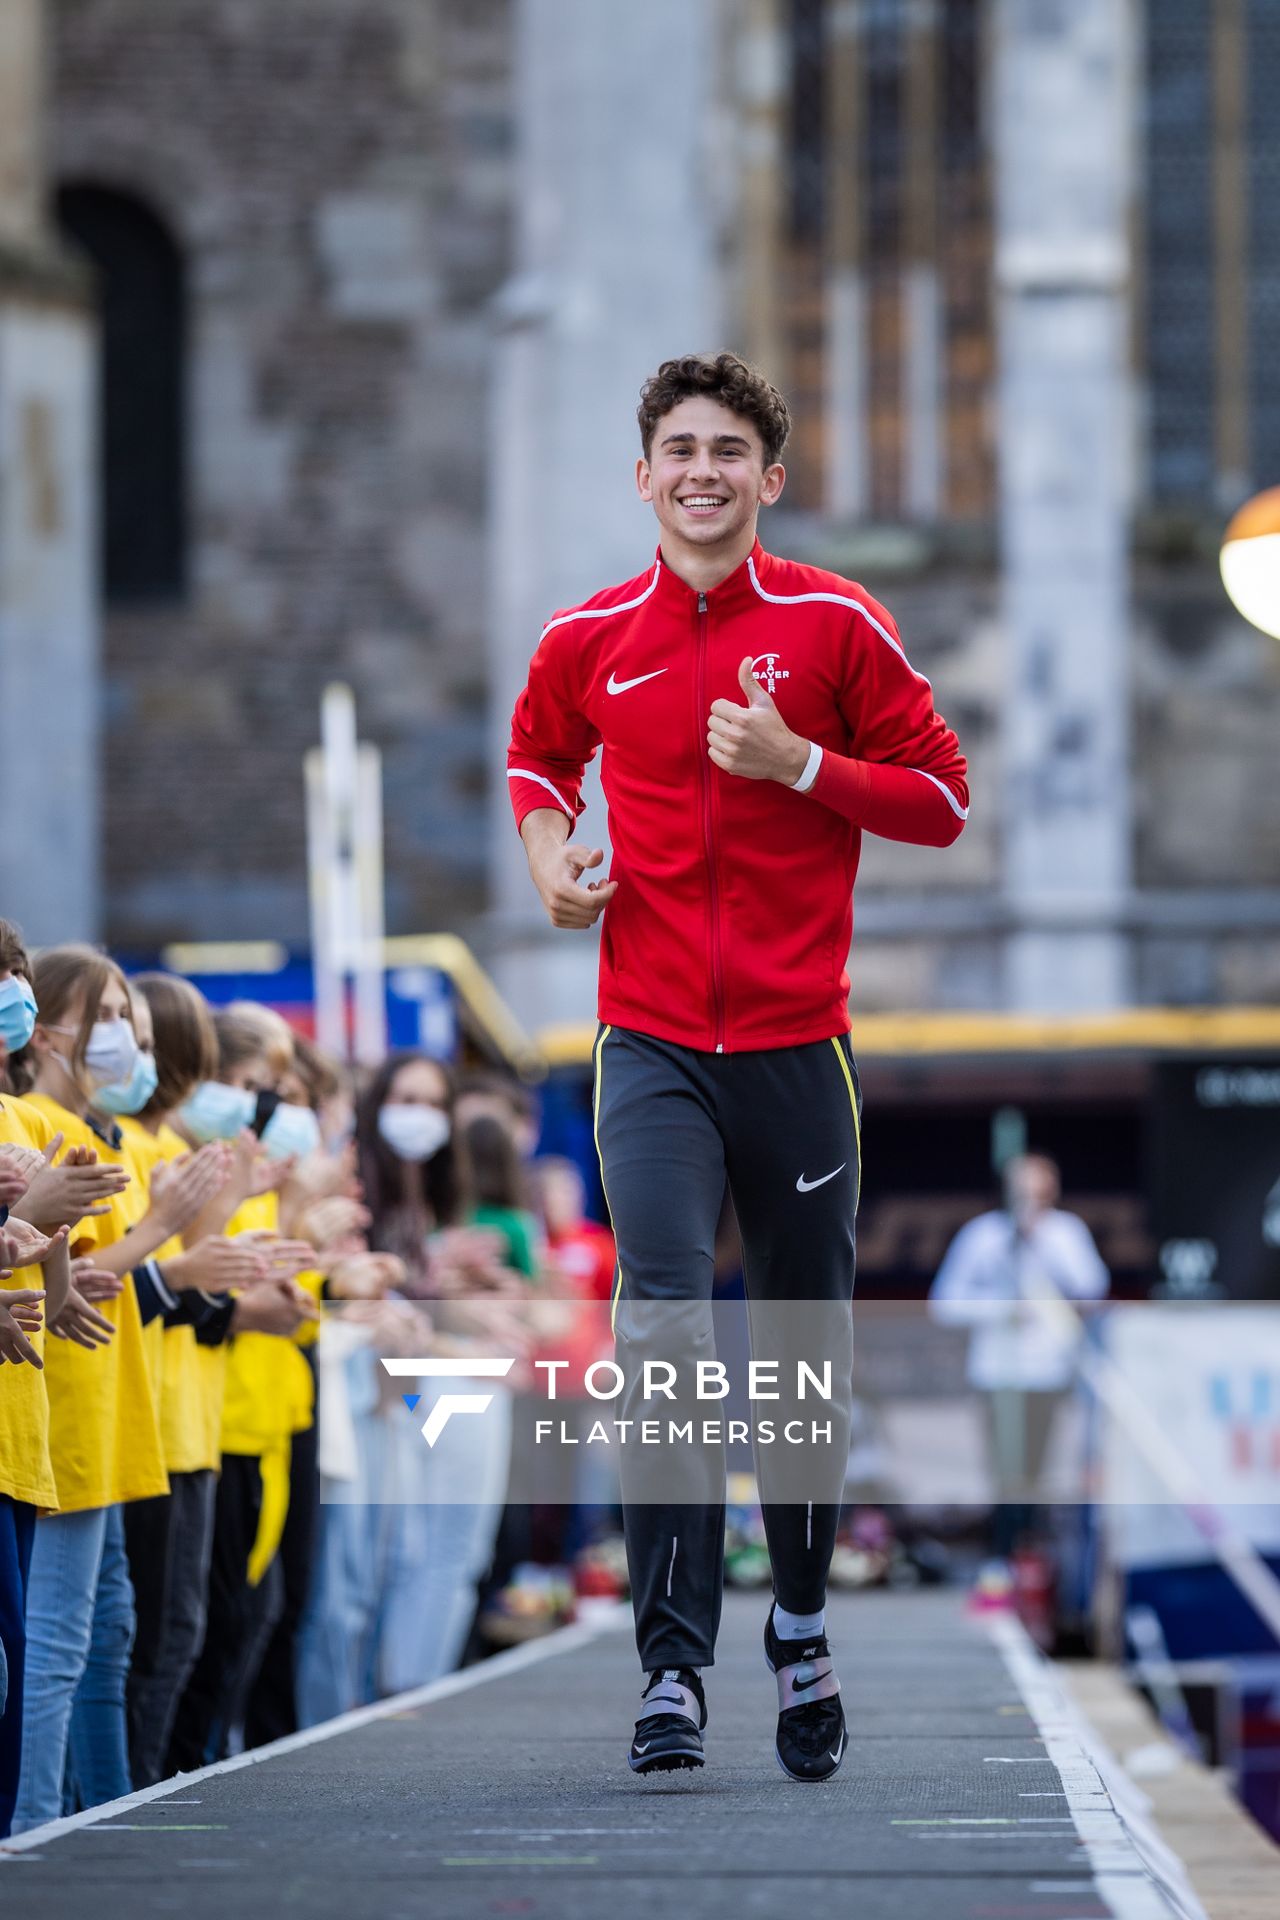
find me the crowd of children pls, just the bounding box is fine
[0,919,617,1837]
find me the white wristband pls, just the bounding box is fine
[791,740,823,794]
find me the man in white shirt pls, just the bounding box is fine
[929,1155,1109,1555]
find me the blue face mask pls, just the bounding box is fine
[96,1048,160,1116]
[259,1101,322,1162]
[0,976,38,1052]
[179,1080,257,1142]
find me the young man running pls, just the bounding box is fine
[508,352,969,1781]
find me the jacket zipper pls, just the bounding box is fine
[696,589,726,1052]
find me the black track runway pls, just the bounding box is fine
[1,1590,1192,1920]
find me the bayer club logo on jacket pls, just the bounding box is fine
[751,652,790,697]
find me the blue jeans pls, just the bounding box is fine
[295,1494,384,1726]
[299,1371,511,1712]
[296,1370,388,1727]
[375,1379,512,1694]
[12,1505,136,1832]
[0,1495,37,1838]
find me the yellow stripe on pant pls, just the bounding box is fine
[829,1035,863,1212]
[591,1024,626,1334]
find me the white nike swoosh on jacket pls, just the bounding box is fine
[606,669,667,694]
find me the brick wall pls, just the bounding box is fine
[52,0,512,946]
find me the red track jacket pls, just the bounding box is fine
[508,539,969,1053]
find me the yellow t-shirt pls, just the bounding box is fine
[116,1117,171,1413]
[219,1190,322,1586]
[219,1192,316,1456]
[0,1095,59,1509]
[118,1117,225,1476]
[22,1093,169,1513]
[124,1121,225,1474]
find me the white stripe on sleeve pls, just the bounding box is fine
[507,768,575,819]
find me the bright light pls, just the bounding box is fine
[1220,487,1280,642]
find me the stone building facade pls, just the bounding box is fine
[40,0,1280,1018]
[0,0,97,945]
[51,0,511,946]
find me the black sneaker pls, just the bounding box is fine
[764,1603,847,1782]
[628,1666,707,1773]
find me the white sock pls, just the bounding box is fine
[774,1602,825,1642]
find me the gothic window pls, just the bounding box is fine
[57,185,187,601]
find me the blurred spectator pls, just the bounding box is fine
[929,1154,1110,1559]
[298,1052,525,1711]
[464,1114,542,1281]
[454,1069,541,1166]
[526,1157,619,1565]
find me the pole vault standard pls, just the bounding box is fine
[304,682,387,1066]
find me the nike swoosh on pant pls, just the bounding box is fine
[607,669,667,694]
[796,1164,845,1192]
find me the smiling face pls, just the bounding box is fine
[636,394,785,574]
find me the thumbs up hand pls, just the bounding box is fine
[738,654,773,709]
[707,656,811,785]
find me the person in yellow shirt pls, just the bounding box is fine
[0,928,69,1838]
[102,975,271,1787]
[7,946,230,1832]
[0,918,169,1837]
[167,1003,319,1770]
[0,1150,64,1842]
[1,923,119,1837]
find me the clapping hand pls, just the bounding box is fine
[0,1288,45,1366]
[48,1284,115,1350]
[70,1255,125,1304]
[149,1144,233,1236]
[0,1219,70,1271]
[22,1138,131,1229]
[326,1250,405,1301]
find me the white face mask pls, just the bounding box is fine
[180,1080,258,1142]
[50,1018,139,1089]
[259,1101,322,1162]
[378,1102,451,1163]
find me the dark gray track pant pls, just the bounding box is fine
[592,1023,861,1671]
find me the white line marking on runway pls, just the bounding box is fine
[987,1614,1210,1920]
[1030,1884,1107,1895]
[0,1608,630,1861]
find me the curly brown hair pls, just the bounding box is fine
[637,352,791,467]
